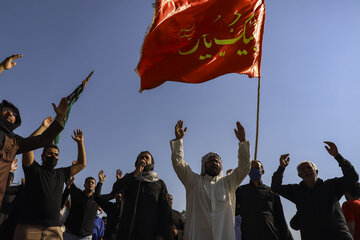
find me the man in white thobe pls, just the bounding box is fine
[170,120,251,240]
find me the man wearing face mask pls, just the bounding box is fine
[235,160,293,240]
[13,117,86,240]
[170,120,251,240]
[112,151,172,240]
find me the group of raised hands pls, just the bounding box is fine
[279,141,340,168]
[174,120,246,142]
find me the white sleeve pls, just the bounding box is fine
[226,141,251,191]
[170,139,195,187]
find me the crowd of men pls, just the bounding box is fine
[1,54,360,240]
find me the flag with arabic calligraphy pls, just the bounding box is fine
[136,0,266,91]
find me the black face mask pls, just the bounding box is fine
[43,156,58,169]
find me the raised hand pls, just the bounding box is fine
[66,176,75,189]
[10,158,18,172]
[175,120,187,140]
[98,170,106,183]
[116,169,122,180]
[226,169,233,176]
[52,97,68,124]
[71,129,84,144]
[234,121,246,142]
[0,54,23,72]
[324,141,339,157]
[41,116,53,128]
[280,154,290,168]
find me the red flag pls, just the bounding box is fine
[137,0,266,91]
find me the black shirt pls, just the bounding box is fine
[20,161,70,226]
[236,181,293,240]
[63,184,99,237]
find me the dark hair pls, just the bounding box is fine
[85,176,96,183]
[42,144,60,155]
[135,151,155,168]
[347,182,360,198]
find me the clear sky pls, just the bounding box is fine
[1,0,360,239]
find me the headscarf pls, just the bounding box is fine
[135,171,160,182]
[0,100,21,150]
[200,152,223,176]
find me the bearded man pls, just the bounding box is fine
[170,120,251,240]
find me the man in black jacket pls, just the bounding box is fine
[63,176,100,240]
[236,160,293,240]
[112,151,172,240]
[271,141,359,240]
[94,169,123,240]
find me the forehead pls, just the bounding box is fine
[45,148,59,154]
[86,178,96,184]
[251,161,262,168]
[298,162,313,170]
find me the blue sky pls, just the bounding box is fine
[1,0,360,238]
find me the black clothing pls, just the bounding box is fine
[63,183,100,237]
[271,154,359,240]
[112,172,172,240]
[171,209,185,240]
[0,99,63,207]
[19,161,70,226]
[235,181,293,240]
[94,183,122,240]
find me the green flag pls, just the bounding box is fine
[55,71,93,144]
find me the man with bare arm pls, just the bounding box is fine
[170,120,251,240]
[13,117,86,240]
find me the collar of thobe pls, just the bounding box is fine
[204,174,220,182]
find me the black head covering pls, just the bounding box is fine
[0,100,21,150]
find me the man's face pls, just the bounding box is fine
[297,162,317,181]
[84,178,96,192]
[0,106,16,124]
[137,152,153,170]
[168,194,173,207]
[41,147,59,168]
[205,155,222,177]
[251,160,264,174]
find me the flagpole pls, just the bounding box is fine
[254,77,261,161]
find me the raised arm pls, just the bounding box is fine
[22,116,53,167]
[0,54,22,75]
[227,121,251,191]
[69,129,86,176]
[324,141,359,192]
[271,154,297,202]
[17,97,68,154]
[170,120,195,187]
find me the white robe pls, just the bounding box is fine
[170,139,251,240]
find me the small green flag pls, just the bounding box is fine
[55,71,93,144]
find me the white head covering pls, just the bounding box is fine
[200,152,223,176]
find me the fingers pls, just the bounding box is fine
[85,71,94,81]
[13,158,18,164]
[183,127,187,134]
[9,54,23,61]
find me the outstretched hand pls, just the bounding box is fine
[10,158,18,172]
[234,121,246,142]
[98,170,106,183]
[324,141,339,157]
[52,97,68,124]
[0,54,23,72]
[175,120,187,140]
[116,169,122,180]
[66,176,75,189]
[279,154,290,168]
[71,129,84,144]
[41,116,53,128]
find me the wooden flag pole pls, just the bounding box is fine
[254,77,261,161]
